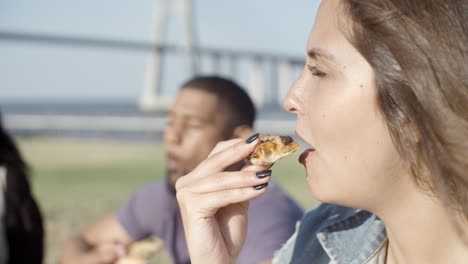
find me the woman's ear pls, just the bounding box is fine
[232,125,254,139]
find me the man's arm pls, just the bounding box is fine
[60,214,133,264]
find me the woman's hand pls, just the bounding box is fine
[176,134,271,264]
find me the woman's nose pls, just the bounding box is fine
[282,73,304,114]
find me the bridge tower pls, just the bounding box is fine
[139,0,198,111]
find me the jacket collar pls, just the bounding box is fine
[316,208,387,264]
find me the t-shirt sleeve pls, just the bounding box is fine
[115,180,167,241]
[238,182,304,264]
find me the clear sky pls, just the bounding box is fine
[0,0,320,102]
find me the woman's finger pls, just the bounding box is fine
[207,138,245,158]
[178,185,269,217]
[176,134,261,190]
[203,185,268,211]
[189,170,271,193]
[201,133,260,172]
[241,164,271,172]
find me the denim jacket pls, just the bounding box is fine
[273,203,387,264]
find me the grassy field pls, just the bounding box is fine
[16,136,316,264]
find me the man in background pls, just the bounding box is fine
[60,76,303,264]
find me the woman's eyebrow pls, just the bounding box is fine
[307,48,337,63]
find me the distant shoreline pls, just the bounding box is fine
[0,100,294,119]
[2,101,297,141]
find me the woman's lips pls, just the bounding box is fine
[299,148,315,165]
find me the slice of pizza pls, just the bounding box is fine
[116,237,163,264]
[246,135,300,166]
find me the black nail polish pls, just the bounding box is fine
[245,133,260,144]
[256,170,272,178]
[254,183,268,190]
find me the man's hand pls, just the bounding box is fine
[85,241,126,264]
[60,215,132,264]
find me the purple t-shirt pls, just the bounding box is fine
[117,179,303,264]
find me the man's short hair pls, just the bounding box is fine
[180,76,256,133]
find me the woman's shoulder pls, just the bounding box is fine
[273,203,354,263]
[273,203,385,264]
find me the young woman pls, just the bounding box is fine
[175,0,468,263]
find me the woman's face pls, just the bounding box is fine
[283,0,404,209]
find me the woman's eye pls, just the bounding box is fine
[307,65,326,77]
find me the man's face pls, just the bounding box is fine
[163,88,228,188]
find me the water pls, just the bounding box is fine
[0,100,296,141]
[0,100,160,117]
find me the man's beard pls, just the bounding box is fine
[166,169,186,194]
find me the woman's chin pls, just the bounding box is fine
[305,175,348,206]
[305,175,330,203]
